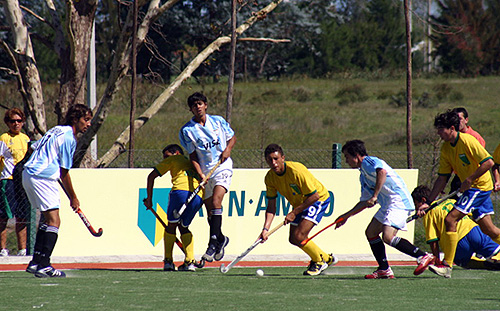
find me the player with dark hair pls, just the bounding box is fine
[0,108,30,256]
[259,143,337,276]
[179,92,236,263]
[427,109,499,278]
[449,107,486,195]
[23,104,92,278]
[412,185,500,272]
[335,140,434,279]
[143,144,203,271]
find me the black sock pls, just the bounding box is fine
[210,214,223,242]
[390,236,425,258]
[39,226,58,268]
[369,237,389,270]
[32,224,47,264]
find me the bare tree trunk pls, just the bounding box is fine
[1,0,46,138]
[55,0,98,124]
[96,0,284,167]
[74,0,181,167]
[226,0,237,123]
[404,0,413,168]
[129,0,138,168]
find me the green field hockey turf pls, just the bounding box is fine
[1,266,499,310]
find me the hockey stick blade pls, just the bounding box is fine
[76,209,103,237]
[219,222,285,274]
[406,190,460,223]
[58,179,103,237]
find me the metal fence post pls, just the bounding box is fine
[332,143,342,169]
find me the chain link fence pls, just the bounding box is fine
[2,146,498,256]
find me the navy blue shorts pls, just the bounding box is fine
[167,190,203,227]
[455,226,500,267]
[291,197,331,226]
[455,189,494,221]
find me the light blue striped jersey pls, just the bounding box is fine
[24,125,76,180]
[179,114,234,175]
[359,156,414,211]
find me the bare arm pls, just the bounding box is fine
[189,151,205,180]
[368,168,386,206]
[60,168,79,211]
[221,135,236,163]
[493,164,500,192]
[259,197,277,242]
[429,175,450,202]
[460,158,494,192]
[144,170,160,209]
[429,241,441,264]
[334,200,376,229]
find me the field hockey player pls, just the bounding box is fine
[23,104,92,278]
[412,185,500,274]
[335,140,434,279]
[143,144,204,271]
[259,144,337,276]
[179,92,236,263]
[427,110,500,278]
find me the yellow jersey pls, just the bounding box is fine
[0,132,30,180]
[154,154,203,197]
[265,161,329,208]
[438,132,493,191]
[423,199,477,244]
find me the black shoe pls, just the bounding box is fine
[35,266,66,278]
[214,236,229,261]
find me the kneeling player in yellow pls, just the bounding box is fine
[144,144,203,271]
[259,144,337,276]
[412,185,500,275]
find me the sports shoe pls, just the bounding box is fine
[17,249,27,256]
[414,253,435,275]
[429,264,452,278]
[35,266,66,278]
[303,260,328,276]
[178,260,196,272]
[214,236,229,261]
[324,253,339,267]
[26,261,38,274]
[163,259,175,271]
[364,267,395,279]
[0,248,9,256]
[202,240,218,262]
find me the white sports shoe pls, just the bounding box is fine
[178,261,196,272]
[35,266,66,278]
[0,248,9,256]
[17,249,27,256]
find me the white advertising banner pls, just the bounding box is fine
[53,168,418,259]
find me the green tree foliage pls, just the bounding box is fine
[433,0,500,76]
[319,0,407,73]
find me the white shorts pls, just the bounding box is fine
[22,170,60,212]
[373,207,411,231]
[203,168,232,199]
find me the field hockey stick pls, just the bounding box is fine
[143,198,205,268]
[300,217,345,246]
[173,160,222,218]
[58,180,103,237]
[300,200,376,246]
[219,221,285,274]
[406,190,460,223]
